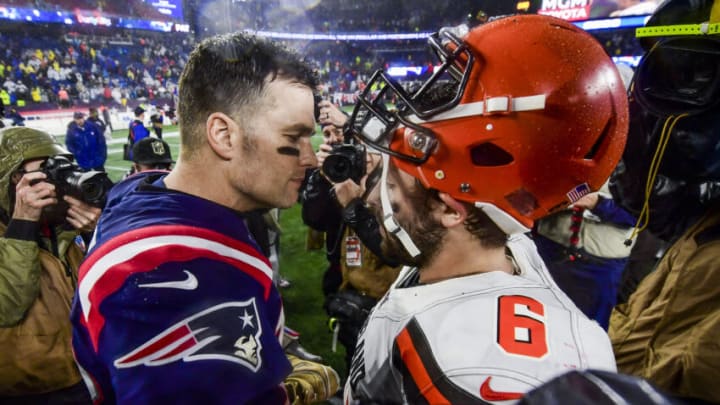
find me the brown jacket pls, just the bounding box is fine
[340,228,400,299]
[609,205,720,403]
[0,222,84,395]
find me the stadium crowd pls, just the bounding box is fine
[0,22,190,114]
[0,0,644,115]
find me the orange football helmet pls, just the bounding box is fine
[349,14,628,233]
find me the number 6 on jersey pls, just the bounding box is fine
[496,295,548,358]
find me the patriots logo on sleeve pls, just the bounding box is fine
[114,299,264,372]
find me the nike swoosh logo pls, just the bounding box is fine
[138,270,198,290]
[479,376,524,401]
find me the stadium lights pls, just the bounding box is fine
[246,15,650,42]
[576,15,650,31]
[0,3,648,36]
[612,55,642,67]
[244,30,433,41]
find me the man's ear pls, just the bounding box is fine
[206,112,239,160]
[437,192,467,228]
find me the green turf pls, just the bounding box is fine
[278,204,347,378]
[84,125,349,389]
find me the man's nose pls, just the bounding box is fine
[299,140,318,168]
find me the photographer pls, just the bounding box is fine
[302,123,346,296]
[301,106,401,375]
[0,127,103,403]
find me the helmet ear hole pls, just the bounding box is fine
[471,142,514,167]
[584,118,612,160]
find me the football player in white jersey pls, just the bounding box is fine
[343,14,629,404]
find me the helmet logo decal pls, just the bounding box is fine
[566,183,591,203]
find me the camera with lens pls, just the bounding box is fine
[41,156,113,207]
[322,143,367,184]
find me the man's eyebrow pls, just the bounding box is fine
[283,123,315,135]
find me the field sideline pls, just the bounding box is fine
[58,125,347,395]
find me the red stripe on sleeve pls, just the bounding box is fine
[81,226,275,352]
[78,224,271,284]
[395,328,451,405]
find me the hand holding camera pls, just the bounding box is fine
[317,100,348,128]
[316,142,334,168]
[64,195,102,233]
[332,178,365,208]
[315,96,367,186]
[14,156,112,227]
[39,156,113,208]
[13,170,57,222]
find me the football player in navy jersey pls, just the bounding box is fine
[70,32,335,404]
[344,15,629,404]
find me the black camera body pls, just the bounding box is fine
[314,93,323,123]
[41,156,113,207]
[322,143,366,184]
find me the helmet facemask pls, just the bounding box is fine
[349,26,473,164]
[348,26,477,259]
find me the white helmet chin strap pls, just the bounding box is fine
[379,153,422,258]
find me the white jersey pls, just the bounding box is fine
[345,234,616,404]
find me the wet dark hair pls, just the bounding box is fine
[177,32,318,154]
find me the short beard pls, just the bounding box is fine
[378,189,446,268]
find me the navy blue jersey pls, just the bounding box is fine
[71,172,290,404]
